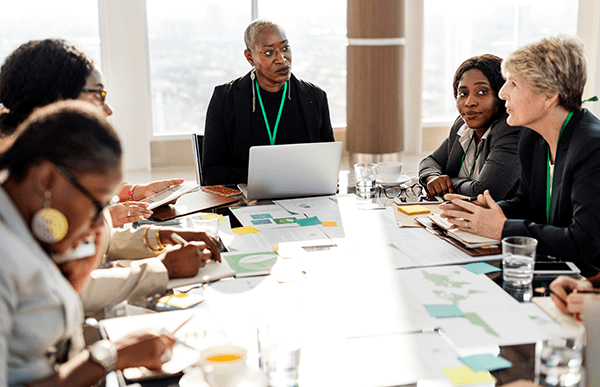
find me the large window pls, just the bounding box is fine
[146,0,347,137]
[422,0,578,124]
[0,1,101,71]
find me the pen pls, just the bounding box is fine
[442,196,478,205]
[171,232,188,245]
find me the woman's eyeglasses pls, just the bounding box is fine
[54,165,116,222]
[82,88,107,105]
[381,183,425,202]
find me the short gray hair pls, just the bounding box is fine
[502,35,587,111]
[244,19,285,50]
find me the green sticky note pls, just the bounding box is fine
[461,262,501,275]
[424,304,465,318]
[295,217,322,226]
[459,354,512,372]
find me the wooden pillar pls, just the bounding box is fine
[346,0,404,155]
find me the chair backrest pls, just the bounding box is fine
[191,133,204,186]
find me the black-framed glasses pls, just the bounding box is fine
[54,165,115,222]
[382,183,424,202]
[82,88,107,104]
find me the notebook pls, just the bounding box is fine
[237,142,343,200]
[428,214,500,249]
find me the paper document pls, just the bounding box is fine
[222,249,278,277]
[167,260,236,289]
[222,225,330,252]
[428,214,500,248]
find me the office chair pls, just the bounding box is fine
[191,133,204,186]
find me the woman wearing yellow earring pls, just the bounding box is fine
[0,101,176,386]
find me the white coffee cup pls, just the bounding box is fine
[376,161,403,183]
[200,345,248,387]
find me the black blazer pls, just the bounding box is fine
[499,109,600,276]
[202,71,334,185]
[419,114,522,200]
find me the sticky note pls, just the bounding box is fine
[295,217,322,226]
[322,221,337,227]
[424,304,465,318]
[251,213,273,220]
[232,226,260,235]
[458,354,512,372]
[397,204,430,215]
[442,366,495,385]
[461,262,501,275]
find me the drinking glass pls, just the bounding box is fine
[502,236,537,288]
[258,323,302,387]
[535,335,584,387]
[354,163,377,200]
[192,213,220,238]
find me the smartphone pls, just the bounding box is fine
[533,261,580,277]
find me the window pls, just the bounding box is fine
[258,0,347,126]
[0,1,101,69]
[422,0,578,124]
[146,0,347,137]
[146,0,251,136]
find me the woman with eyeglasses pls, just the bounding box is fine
[0,101,175,386]
[0,38,183,227]
[419,54,522,200]
[0,39,221,316]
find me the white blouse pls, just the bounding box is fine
[0,187,85,386]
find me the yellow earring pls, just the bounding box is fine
[31,191,68,243]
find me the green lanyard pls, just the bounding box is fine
[255,80,287,146]
[546,111,574,223]
[460,133,480,178]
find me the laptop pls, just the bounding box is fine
[237,142,343,200]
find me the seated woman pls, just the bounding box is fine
[440,35,600,276]
[0,39,221,315]
[0,39,182,228]
[419,54,521,200]
[202,19,335,185]
[0,101,174,386]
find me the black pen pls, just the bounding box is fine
[442,196,478,205]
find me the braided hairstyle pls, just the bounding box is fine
[0,39,93,137]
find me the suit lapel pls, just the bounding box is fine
[233,72,253,163]
[293,75,319,141]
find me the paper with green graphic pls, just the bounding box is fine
[223,250,278,277]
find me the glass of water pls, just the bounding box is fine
[258,323,302,387]
[354,163,377,200]
[502,236,537,288]
[535,335,585,387]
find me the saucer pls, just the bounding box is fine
[179,366,267,387]
[376,174,411,187]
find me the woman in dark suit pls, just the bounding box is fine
[419,54,521,200]
[441,35,600,276]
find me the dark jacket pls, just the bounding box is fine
[419,114,522,200]
[499,109,600,276]
[202,71,334,185]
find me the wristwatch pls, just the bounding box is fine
[87,340,118,374]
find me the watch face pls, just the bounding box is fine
[90,340,117,373]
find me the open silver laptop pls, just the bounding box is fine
[238,142,343,200]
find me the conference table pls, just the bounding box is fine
[105,181,579,387]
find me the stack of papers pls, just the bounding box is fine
[428,214,500,248]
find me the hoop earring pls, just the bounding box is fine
[32,191,68,243]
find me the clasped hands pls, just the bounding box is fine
[438,189,506,241]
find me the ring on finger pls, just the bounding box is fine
[124,201,130,206]
[465,220,470,229]
[127,210,131,217]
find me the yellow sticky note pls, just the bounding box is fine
[198,213,226,221]
[322,221,337,227]
[232,226,260,235]
[442,366,494,385]
[397,205,430,215]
